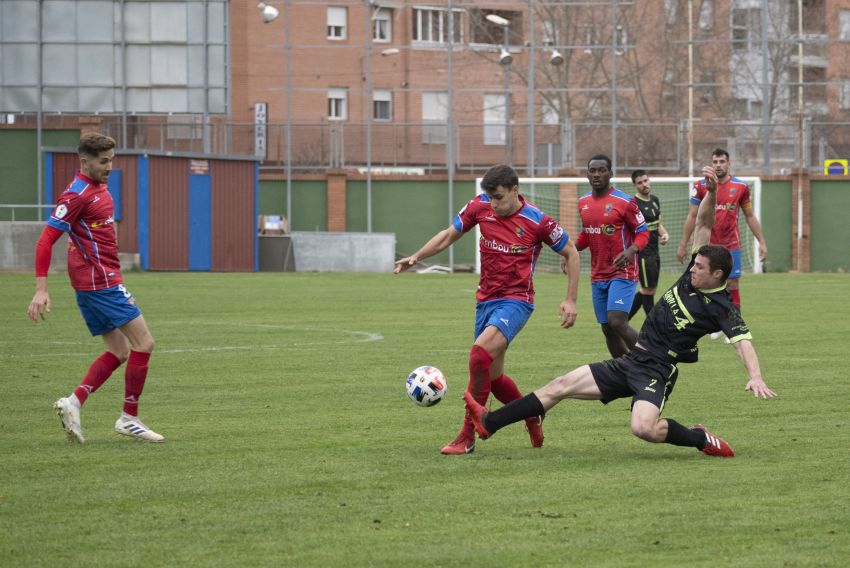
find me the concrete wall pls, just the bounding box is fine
[0,222,136,273]
[0,222,68,272]
[289,232,395,272]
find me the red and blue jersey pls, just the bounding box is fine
[690,177,751,251]
[453,194,570,304]
[46,172,123,292]
[576,187,648,282]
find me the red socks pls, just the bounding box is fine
[467,345,493,404]
[123,351,151,416]
[459,346,494,434]
[73,352,122,406]
[729,288,741,310]
[491,374,523,404]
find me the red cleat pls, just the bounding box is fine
[463,391,492,440]
[525,415,544,448]
[440,432,475,455]
[693,424,735,457]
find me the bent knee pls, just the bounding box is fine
[111,349,130,364]
[631,421,660,442]
[135,337,155,353]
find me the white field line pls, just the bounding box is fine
[7,325,383,358]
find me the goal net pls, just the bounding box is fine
[475,176,763,275]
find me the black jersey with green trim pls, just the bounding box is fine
[637,255,752,363]
[633,194,662,254]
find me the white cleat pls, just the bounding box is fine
[710,331,725,341]
[54,397,85,443]
[115,416,165,443]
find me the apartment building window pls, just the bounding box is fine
[541,99,560,125]
[328,88,347,120]
[483,94,507,146]
[664,0,678,27]
[582,24,600,53]
[542,20,557,46]
[615,25,627,54]
[840,10,850,41]
[327,6,347,40]
[841,81,850,109]
[373,9,392,42]
[373,89,392,121]
[471,10,522,46]
[422,91,448,144]
[732,8,760,51]
[413,7,464,45]
[698,0,714,31]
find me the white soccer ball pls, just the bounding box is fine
[405,366,447,407]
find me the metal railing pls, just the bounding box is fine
[0,204,52,222]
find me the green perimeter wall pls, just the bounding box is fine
[0,129,81,220]
[346,179,478,266]
[149,174,850,272]
[760,180,792,272]
[259,179,327,232]
[811,179,850,272]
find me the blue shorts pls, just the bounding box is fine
[729,248,742,280]
[591,279,638,324]
[474,299,534,344]
[76,284,142,336]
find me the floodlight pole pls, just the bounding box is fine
[503,24,511,164]
[448,0,455,271]
[610,0,617,173]
[687,0,694,177]
[120,0,128,150]
[37,0,44,218]
[760,0,770,173]
[284,0,293,228]
[365,2,374,232]
[527,0,535,176]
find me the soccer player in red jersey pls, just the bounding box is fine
[571,155,649,358]
[27,133,164,443]
[676,148,768,323]
[395,164,580,455]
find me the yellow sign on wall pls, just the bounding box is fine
[823,159,848,175]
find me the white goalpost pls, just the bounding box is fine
[474,176,763,275]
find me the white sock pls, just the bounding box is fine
[69,394,81,408]
[119,412,136,422]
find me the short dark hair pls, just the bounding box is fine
[630,169,647,184]
[712,148,730,161]
[78,133,116,156]
[587,154,612,171]
[481,164,519,193]
[696,244,733,281]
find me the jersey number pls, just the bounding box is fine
[674,316,690,331]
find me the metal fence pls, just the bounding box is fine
[9,111,850,176]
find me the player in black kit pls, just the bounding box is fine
[628,170,669,320]
[464,165,777,458]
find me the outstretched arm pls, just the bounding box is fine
[393,226,464,273]
[732,339,777,399]
[692,166,719,250]
[558,240,580,329]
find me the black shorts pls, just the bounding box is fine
[638,251,661,289]
[589,349,678,410]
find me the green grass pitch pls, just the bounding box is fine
[1,270,848,566]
